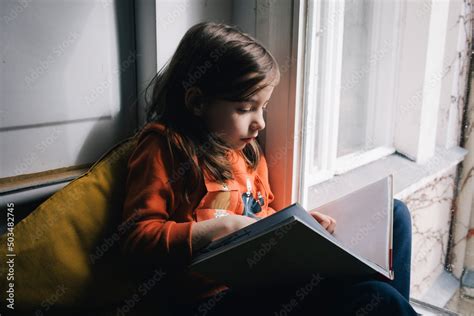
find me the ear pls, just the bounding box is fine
[184,87,205,117]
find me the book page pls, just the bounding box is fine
[310,176,393,270]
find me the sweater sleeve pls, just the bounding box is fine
[121,132,194,267]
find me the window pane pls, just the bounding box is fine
[337,0,372,157]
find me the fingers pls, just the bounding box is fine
[310,211,336,234]
[326,218,336,234]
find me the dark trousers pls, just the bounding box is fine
[172,199,416,316]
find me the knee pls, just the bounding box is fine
[393,199,412,233]
[346,281,410,315]
[358,281,400,299]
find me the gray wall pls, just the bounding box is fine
[0,0,137,178]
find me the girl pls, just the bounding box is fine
[121,22,417,315]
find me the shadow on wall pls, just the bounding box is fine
[75,0,138,165]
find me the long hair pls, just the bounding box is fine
[145,22,280,206]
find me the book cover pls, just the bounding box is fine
[189,175,394,289]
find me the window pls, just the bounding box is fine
[298,0,452,207]
[301,0,400,192]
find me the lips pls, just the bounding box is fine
[241,137,255,143]
[242,136,257,140]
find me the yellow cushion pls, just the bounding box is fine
[0,136,146,312]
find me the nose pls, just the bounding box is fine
[251,111,266,132]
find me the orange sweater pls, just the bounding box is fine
[121,123,276,303]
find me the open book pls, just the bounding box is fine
[189,175,394,289]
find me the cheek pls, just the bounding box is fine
[229,115,248,134]
[207,113,238,135]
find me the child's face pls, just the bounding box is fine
[204,85,274,150]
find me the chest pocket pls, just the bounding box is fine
[194,181,242,222]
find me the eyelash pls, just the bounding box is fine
[237,107,268,113]
[237,109,251,113]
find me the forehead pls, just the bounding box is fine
[245,85,274,101]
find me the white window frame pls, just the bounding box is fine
[297,0,453,208]
[301,0,401,190]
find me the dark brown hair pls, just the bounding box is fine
[145,22,280,205]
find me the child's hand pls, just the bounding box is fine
[223,214,258,235]
[310,211,336,234]
[191,214,257,251]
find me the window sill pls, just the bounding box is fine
[0,166,91,230]
[306,146,468,209]
[0,165,90,195]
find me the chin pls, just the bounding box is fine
[230,139,252,150]
[233,143,247,150]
